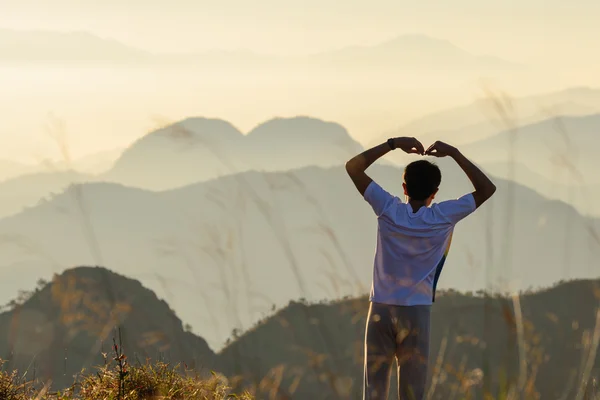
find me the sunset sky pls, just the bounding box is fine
[2,0,598,63]
[0,0,598,162]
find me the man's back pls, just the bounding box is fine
[364,180,476,307]
[344,137,496,400]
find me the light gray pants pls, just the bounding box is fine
[363,302,431,400]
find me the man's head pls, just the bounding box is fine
[403,160,441,204]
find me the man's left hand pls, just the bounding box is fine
[394,137,425,155]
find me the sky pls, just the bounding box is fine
[0,0,599,162]
[2,0,599,63]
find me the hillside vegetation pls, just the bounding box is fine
[1,267,599,399]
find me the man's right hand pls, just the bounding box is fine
[425,141,458,158]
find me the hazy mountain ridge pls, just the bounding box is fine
[461,113,600,186]
[4,100,600,220]
[372,100,600,215]
[104,116,364,190]
[0,149,123,183]
[481,161,600,217]
[1,163,598,350]
[372,86,600,148]
[0,30,515,73]
[0,29,153,63]
[0,170,95,219]
[0,116,361,218]
[8,107,600,224]
[309,34,517,71]
[0,151,123,219]
[0,159,38,182]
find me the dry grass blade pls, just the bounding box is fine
[575,308,600,400]
[426,334,448,400]
[511,294,527,396]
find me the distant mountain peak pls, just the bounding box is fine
[379,34,461,49]
[103,115,365,190]
[249,115,343,129]
[0,28,151,63]
[312,33,515,69]
[173,117,243,135]
[138,117,244,145]
[554,86,600,100]
[560,86,597,94]
[247,116,356,143]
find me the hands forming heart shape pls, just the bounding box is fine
[395,137,457,158]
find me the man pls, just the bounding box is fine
[345,137,496,400]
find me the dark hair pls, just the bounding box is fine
[403,160,442,201]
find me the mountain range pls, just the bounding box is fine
[0,29,152,64]
[4,106,600,224]
[1,94,599,397]
[1,162,598,350]
[0,29,516,74]
[2,26,599,397]
[103,116,363,190]
[2,266,598,398]
[0,147,122,184]
[0,170,92,219]
[0,99,599,351]
[461,113,600,185]
[0,116,361,217]
[371,86,600,148]
[481,161,600,217]
[218,277,600,399]
[308,34,518,71]
[366,87,600,215]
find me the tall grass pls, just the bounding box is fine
[0,352,253,399]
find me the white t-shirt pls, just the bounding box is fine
[363,180,476,306]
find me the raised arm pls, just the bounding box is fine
[425,141,496,208]
[345,137,424,195]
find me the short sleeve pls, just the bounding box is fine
[436,193,477,224]
[363,181,397,217]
